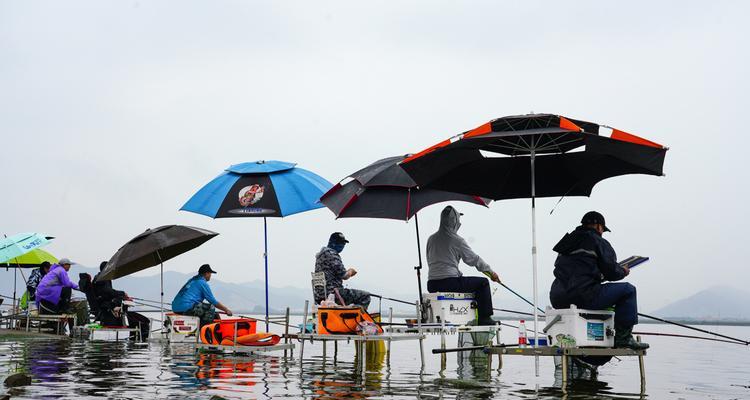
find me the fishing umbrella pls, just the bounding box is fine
[0,248,57,268]
[96,225,219,327]
[401,113,668,374]
[180,160,332,329]
[320,155,489,305]
[0,232,55,316]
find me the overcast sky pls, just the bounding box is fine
[1,1,748,312]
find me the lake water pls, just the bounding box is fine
[1,318,748,399]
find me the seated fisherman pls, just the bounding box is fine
[26,261,51,305]
[426,206,500,326]
[172,264,233,326]
[90,261,151,339]
[314,232,371,309]
[36,258,89,328]
[549,211,648,350]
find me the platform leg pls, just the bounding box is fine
[299,300,309,371]
[284,307,290,358]
[638,335,646,393]
[416,302,425,373]
[561,353,568,391]
[361,339,367,380]
[496,329,502,374]
[322,340,327,361]
[334,341,338,363]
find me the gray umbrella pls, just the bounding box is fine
[320,155,489,305]
[96,225,219,326]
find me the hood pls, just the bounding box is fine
[439,206,461,233]
[552,226,595,254]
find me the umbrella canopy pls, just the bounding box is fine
[0,249,57,269]
[321,155,488,221]
[0,233,54,265]
[401,113,667,375]
[401,114,667,199]
[97,225,219,281]
[321,155,489,306]
[181,160,331,218]
[181,160,333,329]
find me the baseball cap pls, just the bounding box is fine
[198,264,218,274]
[581,211,611,232]
[58,258,74,266]
[329,232,349,244]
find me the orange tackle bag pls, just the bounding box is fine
[316,307,383,335]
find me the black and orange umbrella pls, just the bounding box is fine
[400,113,668,368]
[321,155,489,304]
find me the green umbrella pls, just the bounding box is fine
[0,248,57,269]
[0,232,54,318]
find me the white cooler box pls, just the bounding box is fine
[543,305,615,347]
[423,292,477,325]
[165,313,200,343]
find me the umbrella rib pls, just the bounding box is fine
[536,136,584,153]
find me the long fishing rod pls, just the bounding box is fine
[432,343,521,354]
[633,331,747,346]
[494,307,535,317]
[638,313,749,346]
[498,282,545,314]
[369,293,416,306]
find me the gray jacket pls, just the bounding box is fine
[426,206,492,280]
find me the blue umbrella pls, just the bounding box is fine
[181,160,332,328]
[1,232,54,317]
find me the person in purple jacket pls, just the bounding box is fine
[36,258,80,315]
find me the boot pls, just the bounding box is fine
[614,327,649,350]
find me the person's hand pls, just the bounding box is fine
[622,266,630,276]
[226,309,233,317]
[490,271,501,283]
[347,268,358,277]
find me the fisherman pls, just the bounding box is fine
[314,232,371,309]
[426,205,500,326]
[36,258,89,328]
[90,261,151,339]
[172,264,233,326]
[550,211,649,350]
[25,261,51,304]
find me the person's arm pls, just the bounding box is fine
[59,270,79,290]
[457,237,496,278]
[201,281,232,315]
[596,238,628,281]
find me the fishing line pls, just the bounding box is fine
[637,313,749,346]
[632,331,747,346]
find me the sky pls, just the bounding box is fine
[1,1,748,312]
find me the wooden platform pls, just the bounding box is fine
[0,328,69,339]
[196,342,295,356]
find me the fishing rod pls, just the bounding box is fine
[493,307,535,317]
[638,313,749,346]
[432,343,521,354]
[632,331,748,346]
[369,293,416,306]
[498,282,545,314]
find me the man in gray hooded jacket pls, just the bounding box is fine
[426,205,500,325]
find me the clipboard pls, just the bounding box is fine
[618,255,649,269]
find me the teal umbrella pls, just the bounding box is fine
[1,232,54,317]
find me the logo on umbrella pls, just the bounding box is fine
[239,184,265,207]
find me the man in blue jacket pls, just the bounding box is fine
[172,264,233,326]
[550,211,648,350]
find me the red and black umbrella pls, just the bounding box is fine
[321,155,489,304]
[401,113,668,369]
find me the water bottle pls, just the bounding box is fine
[518,319,528,347]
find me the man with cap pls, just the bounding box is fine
[314,232,371,309]
[426,205,500,326]
[172,264,233,326]
[36,258,79,314]
[550,211,648,350]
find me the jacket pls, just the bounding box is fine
[314,247,346,302]
[549,226,627,307]
[172,275,219,313]
[426,206,492,281]
[36,264,79,306]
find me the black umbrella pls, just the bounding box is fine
[401,113,668,372]
[96,225,219,325]
[320,155,489,304]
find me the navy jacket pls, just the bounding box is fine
[549,226,627,307]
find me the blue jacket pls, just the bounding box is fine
[172,275,219,313]
[549,226,627,307]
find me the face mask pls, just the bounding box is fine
[330,242,345,253]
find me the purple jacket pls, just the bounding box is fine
[36,264,79,306]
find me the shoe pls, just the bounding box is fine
[614,327,649,350]
[477,317,498,326]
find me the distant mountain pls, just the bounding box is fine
[651,286,750,321]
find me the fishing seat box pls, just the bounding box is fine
[543,305,615,347]
[422,292,477,325]
[165,313,200,343]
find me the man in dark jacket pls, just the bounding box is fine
[314,232,371,309]
[550,211,648,350]
[92,261,150,339]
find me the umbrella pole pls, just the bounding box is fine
[13,267,17,328]
[530,149,540,377]
[414,213,424,314]
[157,250,164,335]
[264,217,269,332]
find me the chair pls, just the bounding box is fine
[311,272,327,307]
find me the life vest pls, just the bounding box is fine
[200,319,280,346]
